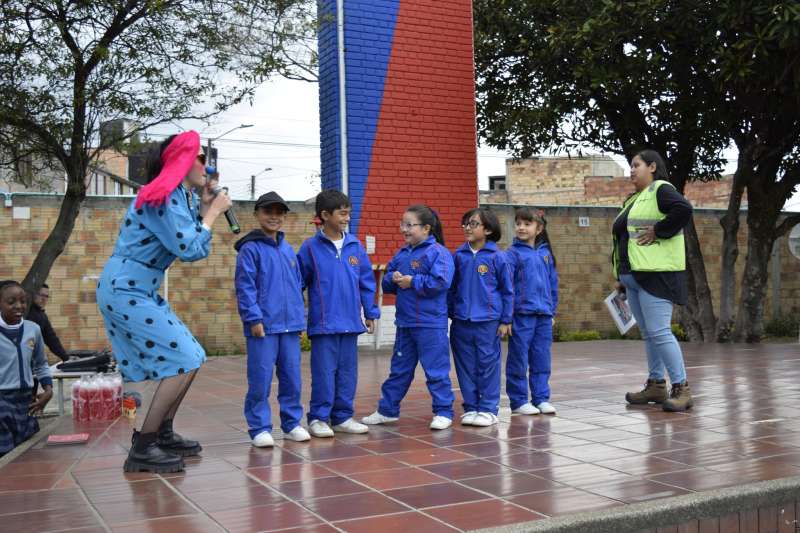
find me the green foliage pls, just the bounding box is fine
[300,332,312,352]
[0,0,315,294]
[764,313,800,338]
[559,330,602,342]
[671,323,688,342]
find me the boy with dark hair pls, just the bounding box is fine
[235,192,310,447]
[297,190,380,437]
[26,283,70,362]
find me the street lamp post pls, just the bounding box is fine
[206,123,254,169]
[250,167,273,200]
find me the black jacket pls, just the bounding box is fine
[26,304,69,361]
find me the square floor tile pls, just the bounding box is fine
[460,472,564,497]
[111,514,224,532]
[211,501,323,532]
[384,481,489,509]
[301,491,408,522]
[421,458,510,480]
[509,487,624,517]
[273,475,371,500]
[348,467,448,491]
[335,511,457,533]
[425,498,545,529]
[246,463,334,484]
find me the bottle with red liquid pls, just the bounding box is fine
[113,374,123,419]
[88,376,102,421]
[78,376,91,422]
[71,380,81,421]
[100,375,115,420]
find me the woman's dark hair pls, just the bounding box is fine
[405,204,445,245]
[315,189,351,218]
[634,149,670,181]
[514,207,557,267]
[144,134,179,184]
[461,208,502,242]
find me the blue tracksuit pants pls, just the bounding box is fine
[308,333,359,426]
[244,332,303,438]
[450,319,501,415]
[506,314,553,408]
[377,327,454,419]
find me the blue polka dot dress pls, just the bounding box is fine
[96,184,211,382]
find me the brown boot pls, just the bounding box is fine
[662,381,693,412]
[625,379,668,405]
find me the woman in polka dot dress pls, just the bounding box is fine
[96,131,231,473]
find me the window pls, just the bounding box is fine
[489,176,506,191]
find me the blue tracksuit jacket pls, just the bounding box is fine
[234,230,306,335]
[506,239,559,316]
[448,241,514,324]
[382,236,454,329]
[296,231,380,335]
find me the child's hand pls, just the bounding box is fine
[396,275,413,289]
[497,323,512,338]
[251,323,266,338]
[28,386,53,415]
[365,319,375,334]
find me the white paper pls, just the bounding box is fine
[604,290,636,335]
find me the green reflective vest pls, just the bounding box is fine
[612,180,685,278]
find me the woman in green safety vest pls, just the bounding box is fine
[612,150,694,412]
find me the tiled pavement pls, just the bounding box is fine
[2,341,800,532]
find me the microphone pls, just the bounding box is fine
[205,166,241,234]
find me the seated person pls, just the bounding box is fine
[26,283,70,362]
[1,280,53,457]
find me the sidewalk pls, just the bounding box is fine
[1,341,799,532]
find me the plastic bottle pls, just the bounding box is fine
[71,380,81,421]
[100,375,114,420]
[88,376,102,421]
[113,374,123,419]
[78,376,91,422]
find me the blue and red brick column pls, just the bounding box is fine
[318,0,479,264]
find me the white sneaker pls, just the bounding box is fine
[285,425,311,442]
[333,418,369,434]
[512,402,541,415]
[308,419,334,438]
[361,411,399,425]
[471,412,499,427]
[252,431,274,447]
[430,416,452,430]
[536,402,557,415]
[461,411,478,426]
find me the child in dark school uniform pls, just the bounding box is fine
[0,280,53,457]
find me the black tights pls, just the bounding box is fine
[139,369,198,434]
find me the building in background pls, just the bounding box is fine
[481,156,743,209]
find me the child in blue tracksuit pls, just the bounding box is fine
[297,190,380,438]
[235,192,309,448]
[362,205,456,430]
[505,208,559,416]
[449,208,514,427]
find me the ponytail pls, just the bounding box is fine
[406,204,445,246]
[535,227,557,268]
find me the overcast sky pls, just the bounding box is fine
[146,76,800,212]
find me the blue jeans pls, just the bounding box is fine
[620,274,687,384]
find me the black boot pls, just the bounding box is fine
[124,431,184,473]
[157,419,202,457]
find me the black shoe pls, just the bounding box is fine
[124,431,184,473]
[157,419,202,457]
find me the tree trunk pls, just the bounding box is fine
[21,169,86,294]
[716,166,748,342]
[682,218,717,341]
[733,210,776,342]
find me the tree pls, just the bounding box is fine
[0,0,314,295]
[473,0,800,342]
